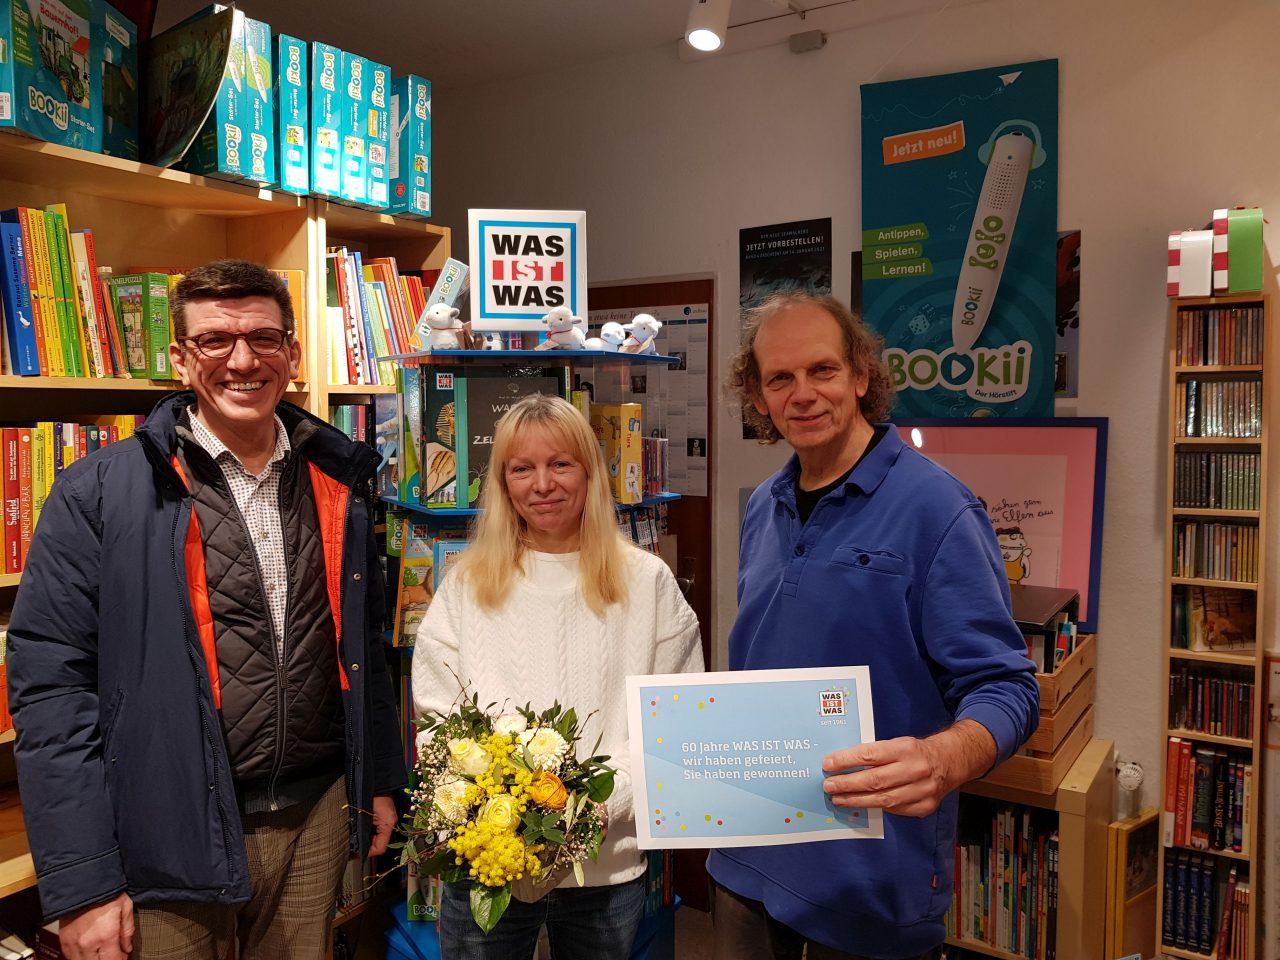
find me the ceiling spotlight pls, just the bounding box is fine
[686,0,731,52]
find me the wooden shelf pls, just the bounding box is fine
[943,936,1023,959]
[328,383,397,396]
[0,730,13,744]
[1160,294,1267,957]
[1169,577,1256,591]
[957,738,1113,960]
[1175,364,1264,373]
[1165,842,1250,863]
[1169,647,1256,666]
[1172,436,1261,445]
[0,788,36,900]
[0,130,304,217]
[1171,507,1259,519]
[0,574,19,589]
[1160,944,1227,960]
[1165,727,1253,750]
[318,200,449,245]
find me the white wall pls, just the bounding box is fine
[435,0,1280,811]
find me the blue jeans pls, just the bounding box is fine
[441,875,646,960]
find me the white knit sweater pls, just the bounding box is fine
[412,544,704,887]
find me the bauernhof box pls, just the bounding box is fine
[309,41,342,198]
[389,74,431,219]
[0,0,104,152]
[100,1,138,159]
[273,34,307,194]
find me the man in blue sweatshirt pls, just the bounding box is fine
[708,293,1040,960]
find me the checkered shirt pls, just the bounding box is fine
[188,407,292,657]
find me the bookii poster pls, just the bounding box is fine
[860,60,1058,418]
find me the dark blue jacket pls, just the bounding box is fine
[8,393,407,921]
[709,426,1039,957]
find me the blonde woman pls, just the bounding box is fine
[413,393,703,960]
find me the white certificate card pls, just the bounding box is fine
[625,667,883,849]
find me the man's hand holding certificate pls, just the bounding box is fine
[625,667,883,848]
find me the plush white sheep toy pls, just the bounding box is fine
[622,314,662,355]
[481,332,506,351]
[422,303,464,350]
[537,306,587,350]
[583,321,626,352]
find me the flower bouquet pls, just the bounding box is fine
[403,694,615,932]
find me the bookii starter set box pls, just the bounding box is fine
[174,4,275,185]
[0,0,111,152]
[309,40,341,198]
[273,33,307,194]
[389,74,431,218]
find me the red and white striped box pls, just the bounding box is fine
[1169,229,1212,297]
[1212,208,1230,292]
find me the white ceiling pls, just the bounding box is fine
[153,0,822,91]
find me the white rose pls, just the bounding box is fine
[493,714,528,738]
[525,728,570,772]
[433,779,471,825]
[447,737,492,777]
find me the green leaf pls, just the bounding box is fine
[563,791,577,830]
[586,771,615,802]
[542,828,566,844]
[470,883,512,934]
[556,707,578,739]
[573,861,585,887]
[575,792,591,817]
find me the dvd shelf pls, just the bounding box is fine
[1157,293,1268,960]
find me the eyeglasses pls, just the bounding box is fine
[181,328,292,359]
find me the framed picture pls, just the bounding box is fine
[1105,807,1159,960]
[893,418,1108,632]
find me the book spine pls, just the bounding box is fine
[1189,746,1215,849]
[144,274,171,379]
[41,209,80,377]
[2,429,19,574]
[16,430,33,568]
[46,205,91,378]
[0,222,40,375]
[24,209,63,376]
[68,230,107,378]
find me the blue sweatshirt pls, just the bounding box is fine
[708,425,1039,958]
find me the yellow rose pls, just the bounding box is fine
[448,737,492,777]
[527,771,568,811]
[478,794,522,832]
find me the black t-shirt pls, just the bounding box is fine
[795,426,887,525]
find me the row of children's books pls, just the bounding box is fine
[1171,520,1259,583]
[1162,738,1251,855]
[1019,612,1078,675]
[1160,856,1249,959]
[0,202,308,381]
[1173,451,1260,512]
[1174,378,1262,439]
[1174,305,1265,368]
[1170,585,1256,652]
[946,802,1059,959]
[325,248,430,386]
[2,418,142,574]
[1168,666,1254,741]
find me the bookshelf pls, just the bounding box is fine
[946,736,1113,960]
[1157,293,1268,960]
[0,127,452,927]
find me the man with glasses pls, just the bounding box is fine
[8,260,405,960]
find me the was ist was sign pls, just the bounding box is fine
[468,208,588,330]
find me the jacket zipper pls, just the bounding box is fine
[265,473,294,812]
[171,502,237,889]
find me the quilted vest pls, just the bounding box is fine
[174,425,345,796]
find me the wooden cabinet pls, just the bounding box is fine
[946,736,1114,960]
